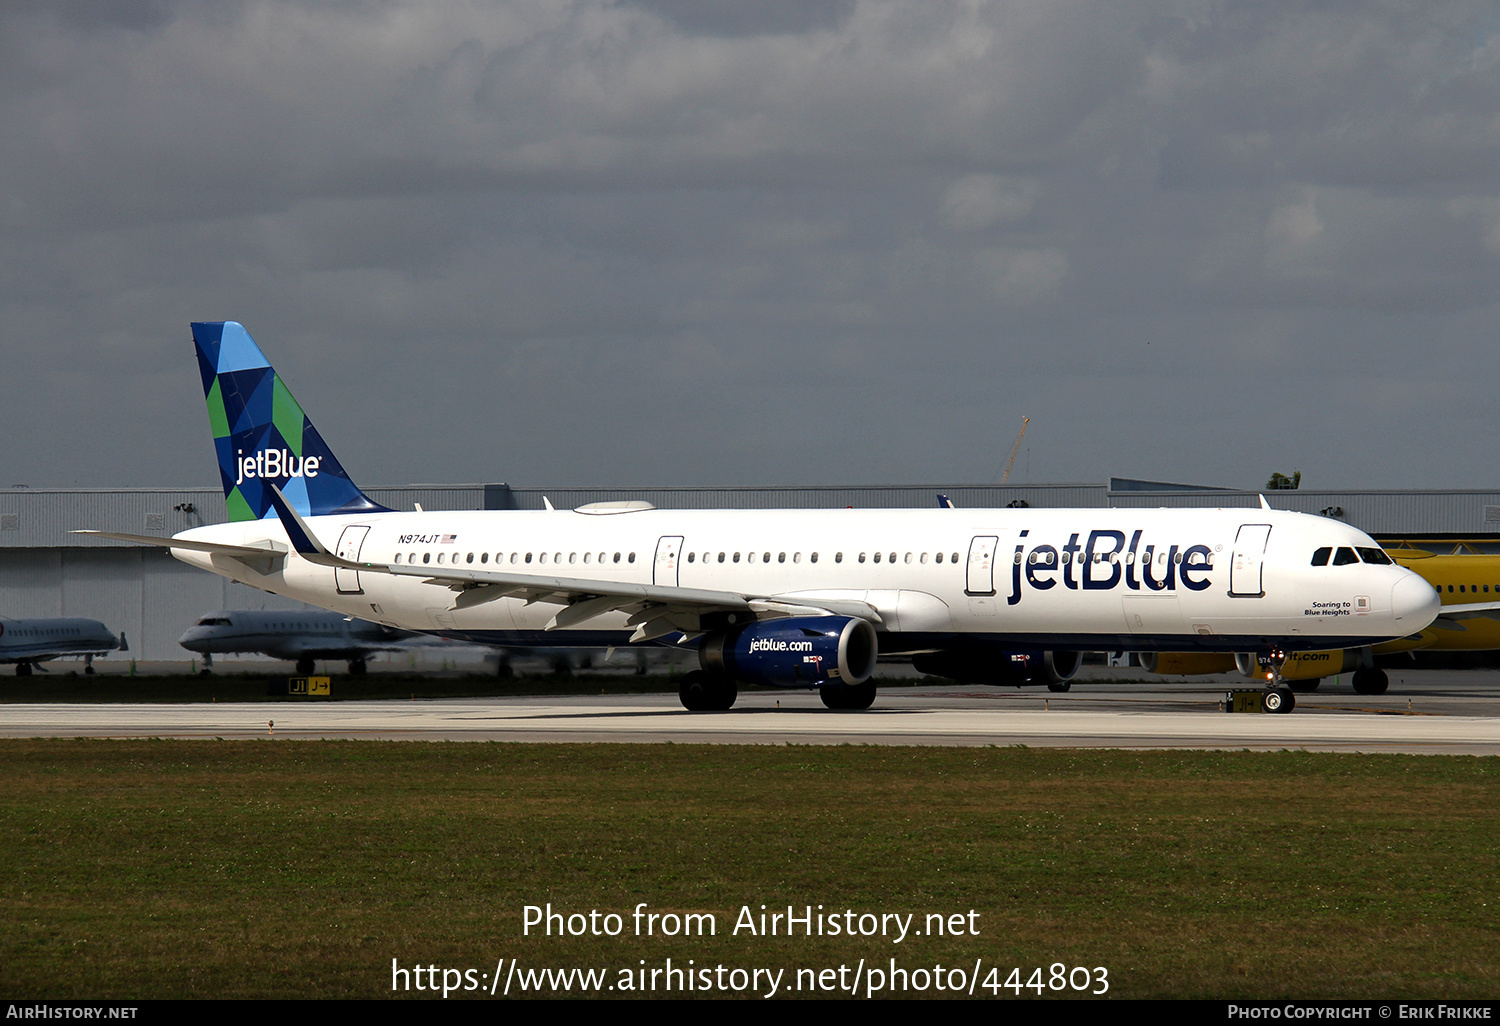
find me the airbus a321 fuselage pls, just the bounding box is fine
[82,322,1440,713]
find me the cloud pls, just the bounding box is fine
[2,2,1500,490]
[939,175,1039,231]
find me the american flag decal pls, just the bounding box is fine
[440,534,457,544]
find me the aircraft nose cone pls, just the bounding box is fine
[1392,573,1440,629]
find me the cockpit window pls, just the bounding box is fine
[1311,547,1331,567]
[1357,547,1393,565]
[1332,547,1359,566]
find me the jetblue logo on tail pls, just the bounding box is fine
[236,449,322,485]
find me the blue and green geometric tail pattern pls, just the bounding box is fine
[191,321,389,522]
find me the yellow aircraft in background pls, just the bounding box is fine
[1142,546,1500,695]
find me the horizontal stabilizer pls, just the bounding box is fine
[71,530,281,557]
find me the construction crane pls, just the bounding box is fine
[998,417,1030,485]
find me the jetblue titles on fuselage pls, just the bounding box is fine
[1008,529,1214,605]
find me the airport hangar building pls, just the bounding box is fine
[2,479,1499,662]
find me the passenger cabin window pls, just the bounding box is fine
[1332,547,1359,566]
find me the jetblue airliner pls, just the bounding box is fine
[82,322,1440,712]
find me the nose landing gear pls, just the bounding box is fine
[1262,648,1296,714]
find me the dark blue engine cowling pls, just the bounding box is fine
[700,616,878,688]
[912,649,1082,687]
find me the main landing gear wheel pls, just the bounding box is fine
[15,662,31,677]
[347,657,367,675]
[1047,682,1071,693]
[295,657,315,676]
[819,681,877,710]
[1290,678,1321,693]
[1351,668,1389,695]
[678,670,737,711]
[1263,688,1295,714]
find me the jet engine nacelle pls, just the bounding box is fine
[1140,652,1238,675]
[1234,650,1361,681]
[699,616,878,688]
[912,649,1082,687]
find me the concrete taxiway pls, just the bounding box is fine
[5,674,1500,754]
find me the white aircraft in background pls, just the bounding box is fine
[181,609,679,677]
[179,609,424,675]
[0,618,125,675]
[81,322,1440,713]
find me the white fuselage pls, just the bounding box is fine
[0,618,120,664]
[178,610,413,661]
[169,505,1439,655]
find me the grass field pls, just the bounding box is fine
[2,740,1496,1000]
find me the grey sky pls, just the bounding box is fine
[3,1,1498,492]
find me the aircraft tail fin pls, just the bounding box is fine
[191,322,389,522]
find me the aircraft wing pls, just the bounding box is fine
[264,485,880,641]
[1429,600,1500,631]
[381,562,757,640]
[362,561,882,641]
